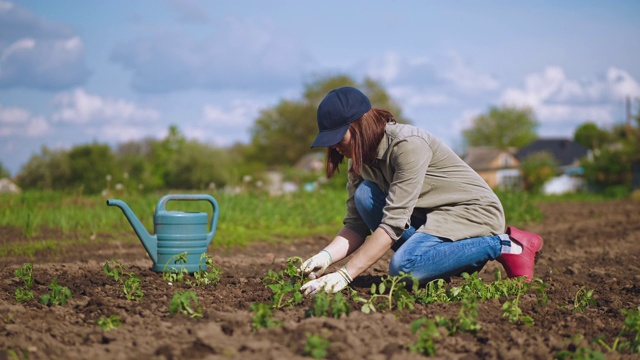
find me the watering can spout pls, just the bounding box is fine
[106,199,157,264]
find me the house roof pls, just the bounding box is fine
[516,138,588,167]
[463,147,515,170]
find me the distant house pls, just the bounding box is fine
[463,147,521,189]
[516,138,588,175]
[516,138,589,194]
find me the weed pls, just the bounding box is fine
[250,302,280,330]
[262,257,305,309]
[305,292,350,319]
[303,333,331,359]
[39,278,72,306]
[573,286,597,313]
[96,315,121,331]
[14,263,34,303]
[103,259,144,301]
[169,290,203,318]
[410,318,440,356]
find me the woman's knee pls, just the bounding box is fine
[389,251,415,277]
[354,180,378,210]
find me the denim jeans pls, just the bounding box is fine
[354,180,503,283]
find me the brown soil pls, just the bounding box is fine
[1,200,639,359]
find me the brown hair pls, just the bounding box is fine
[325,108,396,178]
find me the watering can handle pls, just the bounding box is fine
[156,194,220,242]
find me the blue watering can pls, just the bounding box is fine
[107,194,220,273]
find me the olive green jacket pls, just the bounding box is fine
[343,123,505,241]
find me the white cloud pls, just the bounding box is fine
[607,67,640,99]
[0,37,34,61]
[185,99,264,145]
[440,53,500,93]
[167,0,209,23]
[390,85,453,107]
[362,52,499,95]
[0,103,50,137]
[110,17,310,93]
[52,88,161,125]
[0,2,89,90]
[499,66,640,127]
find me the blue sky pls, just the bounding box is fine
[1,1,639,175]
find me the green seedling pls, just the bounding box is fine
[14,263,34,288]
[597,306,640,354]
[96,315,121,331]
[262,257,305,309]
[14,263,35,303]
[303,333,331,359]
[556,334,606,360]
[250,302,280,330]
[435,293,482,334]
[187,253,222,287]
[169,290,203,318]
[305,292,350,319]
[162,252,189,283]
[123,276,144,301]
[103,259,144,301]
[6,348,30,360]
[355,272,417,314]
[39,278,72,306]
[573,286,597,313]
[15,287,34,303]
[414,278,449,304]
[410,318,440,356]
[501,281,534,326]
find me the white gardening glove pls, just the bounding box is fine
[300,266,353,296]
[299,250,333,279]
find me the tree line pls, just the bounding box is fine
[2,75,638,196]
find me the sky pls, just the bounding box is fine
[1,1,639,176]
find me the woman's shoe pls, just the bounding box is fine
[497,226,543,281]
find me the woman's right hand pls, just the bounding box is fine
[299,250,333,279]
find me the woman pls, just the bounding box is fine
[299,86,543,295]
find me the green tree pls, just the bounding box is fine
[463,106,538,149]
[0,162,10,178]
[578,111,640,194]
[165,141,239,190]
[573,122,610,150]
[581,146,631,193]
[248,75,409,166]
[16,147,71,191]
[68,143,117,194]
[115,138,158,192]
[519,151,557,193]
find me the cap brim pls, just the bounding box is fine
[311,125,349,148]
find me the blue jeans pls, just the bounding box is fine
[354,180,503,284]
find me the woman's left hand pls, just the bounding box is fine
[301,267,352,295]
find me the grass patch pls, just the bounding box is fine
[2,187,542,255]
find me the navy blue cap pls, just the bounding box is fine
[311,87,371,148]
